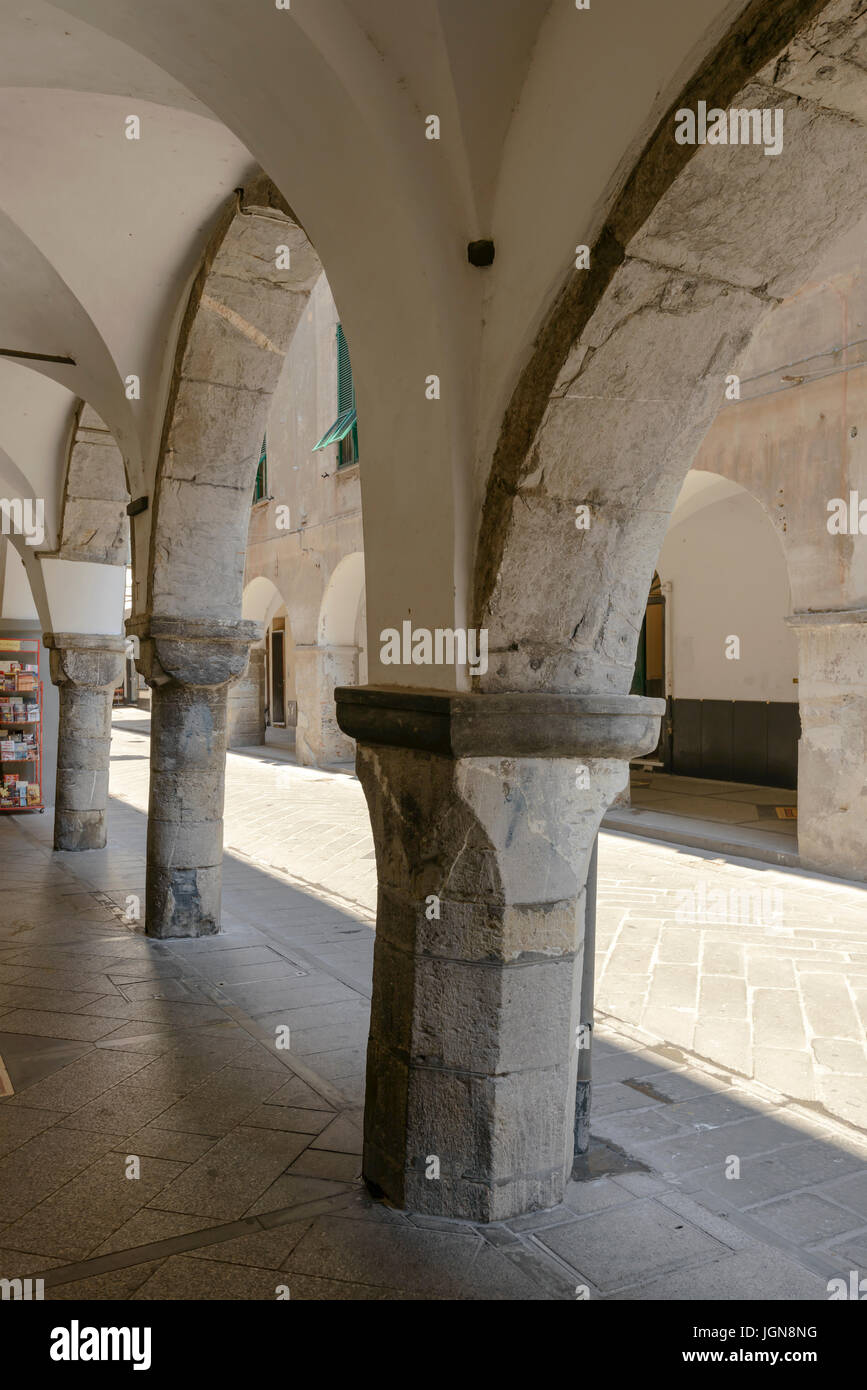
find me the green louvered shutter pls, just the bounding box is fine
[337,324,354,413]
[336,324,359,466]
[253,436,267,502]
[311,325,360,463]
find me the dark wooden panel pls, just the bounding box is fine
[767,702,800,789]
[701,701,733,781]
[732,701,767,784]
[670,699,799,788]
[672,699,702,776]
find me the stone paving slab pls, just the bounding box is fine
[0,717,865,1300]
[109,713,867,1131]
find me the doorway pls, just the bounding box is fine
[630,573,669,767]
[270,628,285,727]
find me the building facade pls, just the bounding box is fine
[228,273,366,765]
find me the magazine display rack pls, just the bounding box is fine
[0,637,44,813]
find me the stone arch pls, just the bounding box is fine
[242,574,286,628]
[664,468,792,597]
[318,551,365,648]
[58,401,129,566]
[474,0,867,704]
[231,574,296,749]
[686,193,867,619]
[293,552,366,767]
[138,176,322,638]
[133,175,323,937]
[657,469,800,785]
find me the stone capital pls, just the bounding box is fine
[43,632,127,690]
[127,615,263,689]
[335,686,665,760]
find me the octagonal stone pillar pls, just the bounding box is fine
[336,687,664,1222]
[44,633,127,851]
[131,616,261,938]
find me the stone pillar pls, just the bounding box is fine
[788,610,867,883]
[132,617,261,938]
[44,633,126,851]
[227,645,266,748]
[295,644,357,765]
[336,687,664,1222]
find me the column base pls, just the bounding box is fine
[146,867,222,939]
[54,810,107,853]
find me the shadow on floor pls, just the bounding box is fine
[0,787,864,1299]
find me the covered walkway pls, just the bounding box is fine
[606,769,799,867]
[0,716,865,1298]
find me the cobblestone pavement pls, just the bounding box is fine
[0,712,863,1300]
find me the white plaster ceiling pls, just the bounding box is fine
[670,469,745,530]
[0,0,213,113]
[0,361,74,549]
[0,0,257,591]
[1,537,39,620]
[0,0,843,643]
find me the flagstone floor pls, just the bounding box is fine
[0,713,865,1300]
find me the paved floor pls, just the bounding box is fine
[596,834,867,1133]
[605,769,799,867]
[0,712,864,1300]
[196,717,864,1133]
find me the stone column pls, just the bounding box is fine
[133,617,261,938]
[44,633,126,851]
[336,686,664,1222]
[227,646,266,748]
[294,644,357,765]
[787,610,867,883]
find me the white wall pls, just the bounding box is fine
[2,544,39,620]
[39,558,126,636]
[659,473,798,703]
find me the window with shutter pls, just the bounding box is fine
[253,436,268,503]
[312,324,359,467]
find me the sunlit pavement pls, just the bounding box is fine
[114,710,867,1133]
[0,711,863,1300]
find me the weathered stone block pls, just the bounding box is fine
[146,866,222,939]
[54,768,110,811]
[148,768,226,819]
[147,816,224,871]
[411,954,577,1074]
[54,810,107,853]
